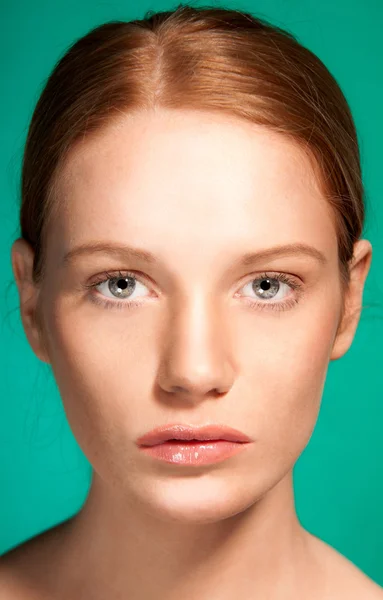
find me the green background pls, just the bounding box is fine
[1,0,383,586]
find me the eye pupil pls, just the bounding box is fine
[117,278,128,290]
[260,279,271,291]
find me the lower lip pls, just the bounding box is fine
[139,440,250,465]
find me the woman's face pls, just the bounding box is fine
[29,109,350,521]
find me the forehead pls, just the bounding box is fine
[48,108,337,270]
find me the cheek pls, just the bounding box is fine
[42,301,145,465]
[240,294,339,465]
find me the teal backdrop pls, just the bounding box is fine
[1,0,382,586]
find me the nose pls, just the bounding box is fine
[156,297,235,404]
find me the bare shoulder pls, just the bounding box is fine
[1,525,382,600]
[306,532,383,600]
[0,519,73,599]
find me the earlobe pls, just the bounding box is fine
[11,238,50,364]
[330,239,372,361]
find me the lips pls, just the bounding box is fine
[136,423,252,447]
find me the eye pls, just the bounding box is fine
[239,271,302,312]
[87,270,151,307]
[84,270,303,312]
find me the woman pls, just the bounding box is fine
[1,4,382,598]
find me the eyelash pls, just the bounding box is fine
[83,269,304,313]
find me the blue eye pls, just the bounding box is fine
[84,270,303,312]
[84,270,151,311]
[240,272,302,312]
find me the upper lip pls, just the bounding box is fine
[136,424,253,447]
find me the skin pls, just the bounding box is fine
[4,107,381,599]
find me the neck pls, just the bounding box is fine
[55,470,319,599]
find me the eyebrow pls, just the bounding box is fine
[62,241,327,269]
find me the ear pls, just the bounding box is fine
[330,239,372,361]
[11,238,50,364]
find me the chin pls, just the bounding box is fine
[130,476,261,525]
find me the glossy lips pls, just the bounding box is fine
[136,424,253,466]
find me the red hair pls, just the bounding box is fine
[20,4,366,327]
